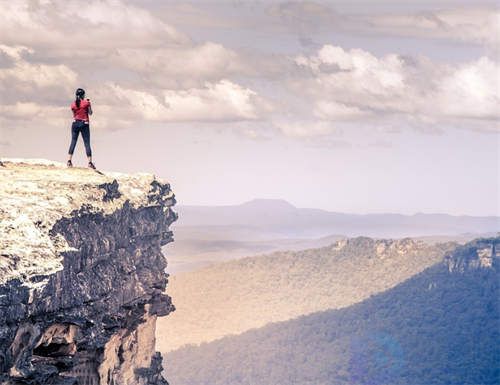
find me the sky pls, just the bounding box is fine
[0,0,498,216]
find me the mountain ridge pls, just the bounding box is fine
[164,237,500,385]
[179,198,499,218]
[157,236,454,353]
[174,199,499,238]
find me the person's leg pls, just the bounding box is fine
[81,123,93,165]
[67,122,80,164]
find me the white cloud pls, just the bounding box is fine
[0,45,77,96]
[0,102,67,128]
[434,57,500,120]
[163,80,264,121]
[0,102,44,119]
[0,0,187,48]
[107,85,169,121]
[109,42,245,88]
[106,80,267,122]
[0,1,267,127]
[0,1,497,137]
[294,45,412,115]
[293,45,500,131]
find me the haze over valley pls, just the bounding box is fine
[157,237,454,353]
[166,199,499,273]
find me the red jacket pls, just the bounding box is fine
[71,99,91,122]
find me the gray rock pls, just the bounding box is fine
[444,237,499,272]
[0,160,177,385]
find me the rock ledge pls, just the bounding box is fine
[0,159,177,385]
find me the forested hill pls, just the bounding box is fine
[165,237,500,385]
[157,237,452,353]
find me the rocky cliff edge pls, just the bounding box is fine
[0,159,177,385]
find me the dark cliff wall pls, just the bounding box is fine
[0,161,177,385]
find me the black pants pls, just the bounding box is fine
[68,120,92,157]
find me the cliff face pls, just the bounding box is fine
[0,160,177,385]
[444,237,499,272]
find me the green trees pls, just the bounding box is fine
[165,239,500,385]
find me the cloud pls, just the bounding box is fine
[0,0,188,49]
[361,7,500,48]
[162,80,265,121]
[434,57,500,120]
[292,45,500,130]
[0,102,68,129]
[0,1,497,139]
[267,3,499,49]
[268,1,340,33]
[297,44,407,91]
[108,42,246,89]
[0,45,77,102]
[0,1,272,127]
[293,45,412,116]
[0,102,45,119]
[313,101,370,120]
[107,80,268,122]
[273,119,339,138]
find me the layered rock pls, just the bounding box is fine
[0,159,177,385]
[444,236,499,272]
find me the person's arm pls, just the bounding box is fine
[87,99,93,115]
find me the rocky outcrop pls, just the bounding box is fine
[0,159,177,385]
[444,236,499,272]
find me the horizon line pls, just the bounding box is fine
[177,198,500,218]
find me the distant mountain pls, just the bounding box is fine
[164,237,500,385]
[174,199,500,238]
[239,198,297,211]
[166,200,498,273]
[157,237,454,353]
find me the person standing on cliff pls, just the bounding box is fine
[67,88,95,169]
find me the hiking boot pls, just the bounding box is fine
[67,160,73,168]
[88,161,96,170]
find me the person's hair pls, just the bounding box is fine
[75,88,85,108]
